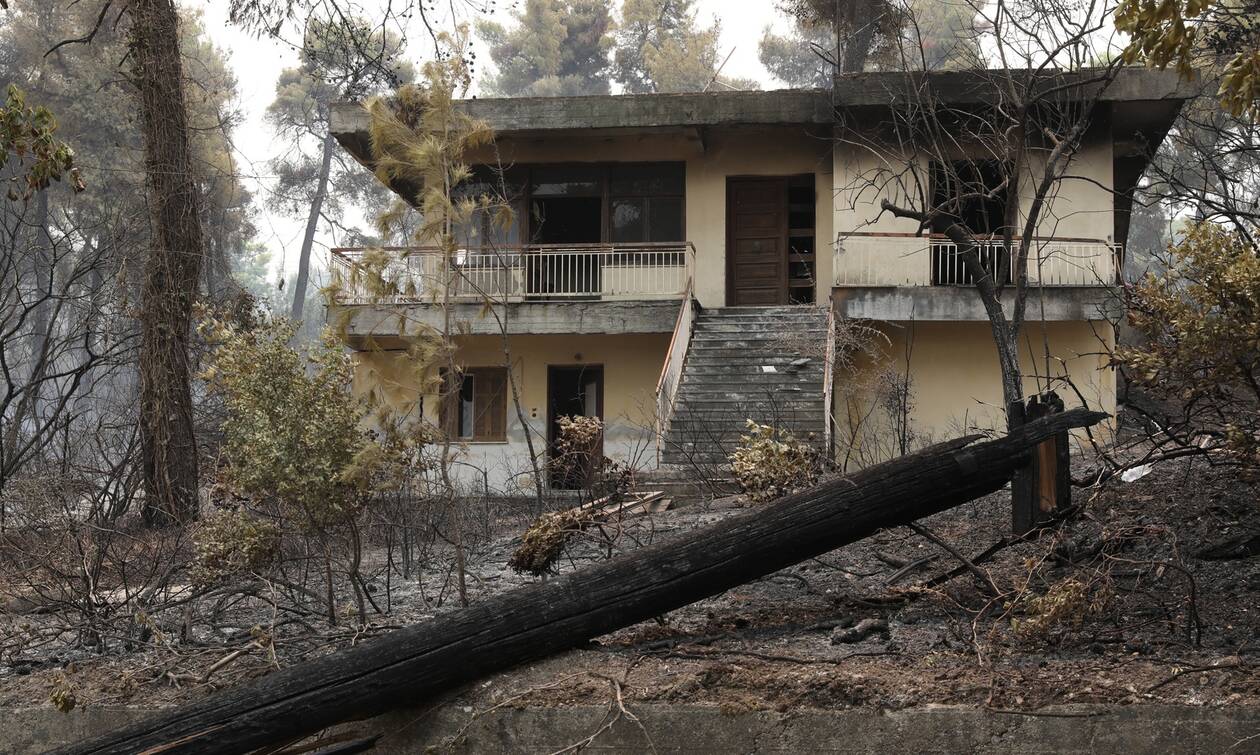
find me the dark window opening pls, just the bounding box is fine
[787,175,816,305]
[930,161,1012,285]
[453,167,524,251]
[609,163,684,244]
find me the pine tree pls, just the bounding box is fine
[477,0,612,96]
[759,18,834,88]
[266,16,410,325]
[613,0,757,93]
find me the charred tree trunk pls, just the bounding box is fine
[61,409,1105,755]
[291,124,334,323]
[131,0,205,526]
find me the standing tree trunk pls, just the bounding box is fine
[291,125,334,323]
[838,0,880,73]
[131,0,205,526]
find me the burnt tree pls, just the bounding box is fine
[131,0,205,524]
[61,409,1105,755]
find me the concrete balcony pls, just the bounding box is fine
[328,243,693,338]
[831,235,1122,321]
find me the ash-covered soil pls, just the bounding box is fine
[2,442,1258,716]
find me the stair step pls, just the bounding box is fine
[662,305,832,464]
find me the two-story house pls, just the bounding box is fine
[327,69,1187,493]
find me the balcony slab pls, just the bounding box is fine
[831,285,1122,322]
[331,299,682,339]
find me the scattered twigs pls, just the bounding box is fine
[164,637,271,687]
[440,673,588,750]
[909,523,1000,596]
[1146,658,1252,693]
[550,662,655,755]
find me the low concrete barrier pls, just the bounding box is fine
[9,703,1260,753]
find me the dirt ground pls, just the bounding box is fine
[2,432,1259,718]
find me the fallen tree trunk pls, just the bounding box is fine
[62,409,1106,755]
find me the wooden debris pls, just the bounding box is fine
[508,492,668,575]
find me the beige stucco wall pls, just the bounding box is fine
[835,319,1116,469]
[352,333,670,492]
[831,128,1116,271]
[479,126,835,308]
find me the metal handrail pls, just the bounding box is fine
[832,236,1121,288]
[821,301,837,456]
[330,242,696,304]
[654,275,697,465]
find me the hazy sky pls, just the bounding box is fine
[200,1,796,289]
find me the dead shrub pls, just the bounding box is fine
[191,508,282,586]
[729,420,820,502]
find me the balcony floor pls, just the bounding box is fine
[831,285,1122,322]
[331,299,682,339]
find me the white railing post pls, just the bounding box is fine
[655,275,696,465]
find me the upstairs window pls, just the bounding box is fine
[453,167,523,251]
[610,163,685,243]
[930,160,1013,285]
[930,160,1010,237]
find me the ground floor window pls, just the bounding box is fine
[445,367,508,442]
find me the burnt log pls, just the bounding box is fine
[61,409,1106,755]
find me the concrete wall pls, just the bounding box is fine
[831,128,1117,272]
[481,125,836,309]
[11,703,1260,754]
[835,319,1115,468]
[354,333,670,493]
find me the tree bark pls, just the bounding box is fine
[838,0,879,73]
[60,408,1107,755]
[291,125,335,323]
[131,0,205,526]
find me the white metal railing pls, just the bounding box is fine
[822,302,836,456]
[832,235,1120,288]
[655,276,696,464]
[330,243,694,305]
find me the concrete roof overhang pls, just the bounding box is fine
[331,68,1192,221]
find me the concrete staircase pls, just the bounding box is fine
[659,305,829,469]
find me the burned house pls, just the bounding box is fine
[327,70,1187,492]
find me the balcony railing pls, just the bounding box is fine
[330,243,694,305]
[832,235,1120,288]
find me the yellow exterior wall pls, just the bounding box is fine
[835,319,1115,468]
[351,333,671,492]
[832,130,1116,247]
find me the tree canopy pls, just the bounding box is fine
[477,0,613,96]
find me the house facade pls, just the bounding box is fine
[328,70,1187,493]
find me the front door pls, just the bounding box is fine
[547,365,605,489]
[726,177,788,306]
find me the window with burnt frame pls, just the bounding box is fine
[443,367,508,442]
[930,160,1012,285]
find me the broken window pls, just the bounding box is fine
[930,160,1012,285]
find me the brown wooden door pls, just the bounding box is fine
[727,177,788,306]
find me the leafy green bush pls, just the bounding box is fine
[199,317,405,528]
[1120,223,1260,465]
